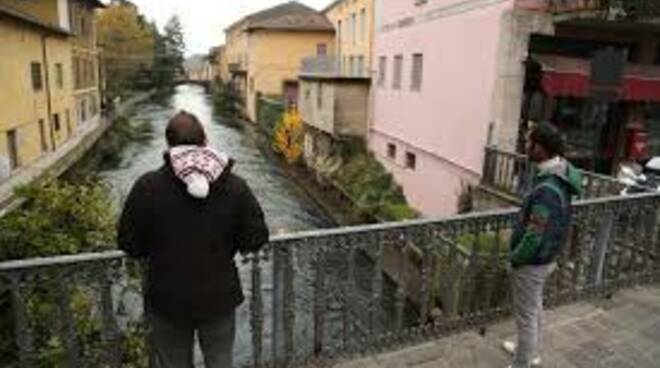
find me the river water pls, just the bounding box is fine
[100,85,337,365]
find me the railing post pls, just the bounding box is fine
[282,245,296,365]
[249,252,264,368]
[369,232,384,347]
[271,244,295,366]
[312,244,325,357]
[271,245,283,366]
[589,210,615,289]
[54,269,82,368]
[9,273,36,368]
[418,227,434,327]
[394,233,407,335]
[99,261,121,368]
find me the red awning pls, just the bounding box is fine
[537,55,660,102]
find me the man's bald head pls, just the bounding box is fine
[166,110,206,147]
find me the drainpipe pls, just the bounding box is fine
[41,34,57,152]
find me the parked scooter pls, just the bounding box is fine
[617,158,660,195]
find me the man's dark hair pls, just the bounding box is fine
[166,110,206,147]
[530,122,564,156]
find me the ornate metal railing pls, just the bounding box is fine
[516,0,660,19]
[2,190,660,367]
[481,146,644,201]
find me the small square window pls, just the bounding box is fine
[405,152,416,170]
[387,143,396,159]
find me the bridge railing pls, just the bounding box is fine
[481,145,642,201]
[2,190,660,367]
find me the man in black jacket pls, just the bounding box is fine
[118,111,269,368]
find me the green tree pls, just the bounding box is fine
[97,0,155,98]
[152,16,185,91]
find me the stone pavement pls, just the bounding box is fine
[333,285,660,368]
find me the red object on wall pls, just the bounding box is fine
[626,127,650,161]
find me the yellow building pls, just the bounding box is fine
[209,45,227,82]
[0,0,75,174]
[69,0,104,128]
[324,0,374,77]
[225,1,335,121]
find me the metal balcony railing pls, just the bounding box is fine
[481,145,645,200]
[2,149,660,367]
[517,0,660,19]
[300,56,368,78]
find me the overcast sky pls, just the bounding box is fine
[127,0,331,56]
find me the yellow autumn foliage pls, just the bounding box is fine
[273,107,304,164]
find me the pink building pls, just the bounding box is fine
[370,0,660,216]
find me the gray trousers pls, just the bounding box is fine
[511,263,555,368]
[148,311,236,368]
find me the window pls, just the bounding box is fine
[357,55,364,77]
[31,62,43,91]
[387,143,396,159]
[80,100,87,123]
[56,63,63,89]
[53,113,61,132]
[39,119,48,152]
[405,152,416,170]
[90,60,96,84]
[360,8,366,42]
[7,130,18,170]
[66,110,72,136]
[74,57,81,89]
[317,43,327,57]
[90,96,97,116]
[411,53,423,91]
[393,55,403,89]
[317,82,323,109]
[249,77,254,91]
[349,56,355,76]
[305,86,311,100]
[378,56,387,87]
[351,13,357,45]
[337,20,342,49]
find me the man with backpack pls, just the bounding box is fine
[503,122,582,368]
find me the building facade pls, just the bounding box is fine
[69,0,103,129]
[370,0,660,216]
[0,0,76,175]
[225,1,335,121]
[324,0,374,77]
[299,75,370,174]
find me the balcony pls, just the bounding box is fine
[1,148,659,367]
[515,0,660,21]
[228,62,246,75]
[300,56,369,79]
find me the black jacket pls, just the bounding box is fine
[118,158,269,322]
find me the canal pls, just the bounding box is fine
[99,84,412,366]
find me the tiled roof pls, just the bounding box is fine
[228,1,334,33]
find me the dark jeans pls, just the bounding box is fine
[148,311,236,368]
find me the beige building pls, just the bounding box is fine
[299,76,370,173]
[0,0,103,180]
[69,0,104,128]
[225,1,335,121]
[0,0,74,175]
[324,0,374,77]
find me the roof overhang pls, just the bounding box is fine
[0,4,72,36]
